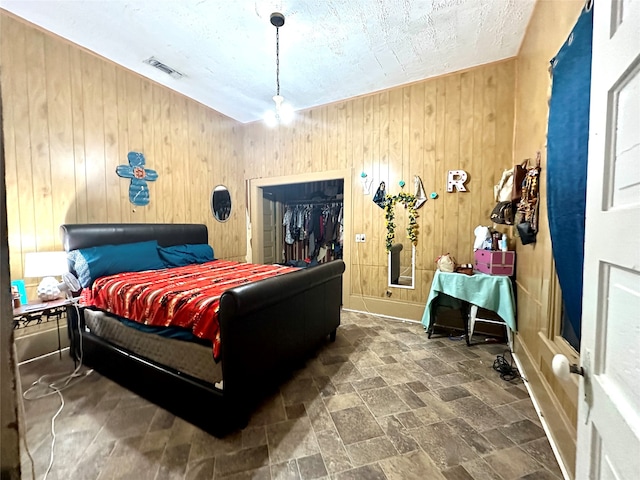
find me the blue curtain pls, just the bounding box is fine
[547,7,593,351]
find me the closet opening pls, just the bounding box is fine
[262,179,344,267]
[248,169,352,308]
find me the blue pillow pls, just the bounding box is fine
[68,240,166,288]
[158,244,214,268]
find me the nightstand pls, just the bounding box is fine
[13,298,73,358]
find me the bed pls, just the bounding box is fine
[60,223,345,435]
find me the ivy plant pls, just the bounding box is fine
[383,192,419,251]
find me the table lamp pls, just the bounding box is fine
[24,251,69,301]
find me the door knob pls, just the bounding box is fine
[552,354,584,381]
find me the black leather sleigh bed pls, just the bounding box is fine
[60,223,345,435]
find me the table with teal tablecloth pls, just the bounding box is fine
[421,271,516,344]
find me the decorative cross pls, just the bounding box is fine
[116,152,158,206]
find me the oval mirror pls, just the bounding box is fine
[211,185,231,222]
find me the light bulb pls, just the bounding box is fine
[264,110,278,127]
[264,95,294,127]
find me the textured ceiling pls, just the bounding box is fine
[1,0,536,124]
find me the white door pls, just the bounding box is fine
[262,194,278,264]
[578,1,640,478]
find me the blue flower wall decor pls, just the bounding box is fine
[116,152,158,206]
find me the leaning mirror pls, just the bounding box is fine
[388,244,415,288]
[211,185,231,222]
[387,204,415,288]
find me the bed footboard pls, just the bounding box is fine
[218,260,345,413]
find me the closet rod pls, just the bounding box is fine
[284,199,342,206]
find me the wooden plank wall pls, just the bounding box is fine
[243,60,516,318]
[1,9,516,313]
[0,12,246,297]
[512,1,585,477]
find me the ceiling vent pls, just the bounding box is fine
[143,57,184,79]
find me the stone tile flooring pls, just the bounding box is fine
[18,310,563,479]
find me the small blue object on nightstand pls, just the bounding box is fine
[11,279,27,305]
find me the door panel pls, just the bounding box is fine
[578,0,640,478]
[601,266,640,412]
[610,65,639,208]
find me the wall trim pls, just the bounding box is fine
[347,295,425,322]
[342,308,424,326]
[514,334,576,479]
[243,57,518,127]
[13,323,69,364]
[514,280,544,308]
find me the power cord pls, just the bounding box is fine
[448,332,467,342]
[493,349,520,382]
[20,302,93,480]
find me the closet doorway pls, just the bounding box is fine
[264,180,343,266]
[248,169,352,309]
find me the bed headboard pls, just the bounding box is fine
[60,223,209,252]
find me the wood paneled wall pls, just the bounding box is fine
[0,12,246,296]
[512,1,585,477]
[0,10,516,316]
[243,61,516,317]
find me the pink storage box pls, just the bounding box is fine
[474,250,515,276]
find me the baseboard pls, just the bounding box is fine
[512,335,576,480]
[13,321,69,363]
[342,308,423,325]
[347,295,426,322]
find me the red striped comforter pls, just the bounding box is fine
[85,260,298,360]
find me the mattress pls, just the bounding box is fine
[83,308,222,385]
[86,260,298,360]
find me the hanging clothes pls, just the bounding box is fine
[283,207,295,244]
[324,208,336,244]
[297,207,305,241]
[310,206,323,251]
[337,206,344,245]
[281,201,343,263]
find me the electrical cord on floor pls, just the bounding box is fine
[22,367,93,400]
[447,332,466,341]
[42,387,64,480]
[20,302,93,480]
[493,349,520,382]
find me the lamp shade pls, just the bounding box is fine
[24,252,68,278]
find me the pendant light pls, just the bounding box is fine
[264,12,293,127]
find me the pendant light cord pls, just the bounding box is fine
[266,12,286,125]
[275,27,280,96]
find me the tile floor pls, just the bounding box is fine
[18,310,564,480]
